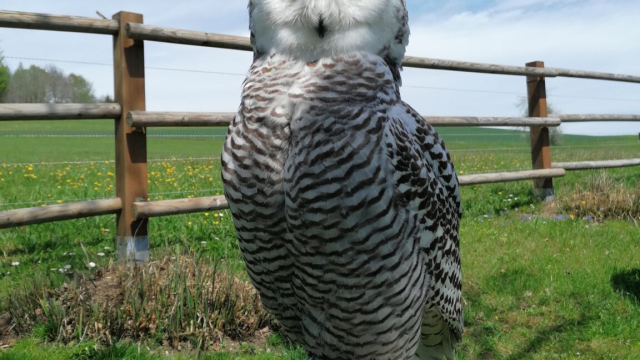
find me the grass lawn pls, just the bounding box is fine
[1,120,639,359]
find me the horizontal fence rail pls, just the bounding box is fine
[132,195,228,219]
[0,10,119,34]
[126,23,251,51]
[127,111,235,127]
[0,167,568,229]
[423,116,561,127]
[0,103,122,120]
[1,9,639,260]
[403,57,640,83]
[127,111,562,128]
[557,114,640,122]
[124,21,640,83]
[2,11,639,83]
[458,169,566,186]
[132,169,568,218]
[0,198,123,229]
[553,159,640,171]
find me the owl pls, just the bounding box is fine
[221,1,463,359]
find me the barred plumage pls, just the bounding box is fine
[222,1,462,359]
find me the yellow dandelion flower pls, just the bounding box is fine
[188,221,193,226]
[205,213,210,216]
[57,200,63,204]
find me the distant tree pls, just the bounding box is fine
[97,94,114,103]
[68,73,96,103]
[47,65,74,103]
[515,96,563,145]
[3,64,98,103]
[5,63,49,103]
[0,51,9,101]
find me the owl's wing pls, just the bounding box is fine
[386,101,463,359]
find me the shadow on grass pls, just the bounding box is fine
[462,280,593,360]
[611,268,640,304]
[503,317,587,360]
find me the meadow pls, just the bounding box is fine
[0,120,639,359]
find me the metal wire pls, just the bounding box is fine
[2,143,635,166]
[450,143,638,153]
[450,147,531,153]
[5,55,640,103]
[148,188,224,197]
[0,134,226,138]
[4,56,246,77]
[0,189,225,208]
[1,157,221,167]
[0,196,115,208]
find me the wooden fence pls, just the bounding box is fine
[0,10,638,262]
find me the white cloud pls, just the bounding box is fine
[0,0,638,135]
[405,0,640,135]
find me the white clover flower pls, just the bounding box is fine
[97,252,105,257]
[88,262,96,268]
[11,261,19,266]
[64,264,71,269]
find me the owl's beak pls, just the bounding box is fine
[315,16,327,38]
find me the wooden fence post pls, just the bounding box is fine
[526,61,554,202]
[113,11,148,263]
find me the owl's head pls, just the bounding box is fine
[248,0,409,64]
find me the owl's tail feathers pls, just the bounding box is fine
[412,303,460,360]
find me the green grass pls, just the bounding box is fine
[0,336,307,360]
[1,120,640,359]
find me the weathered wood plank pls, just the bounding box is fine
[557,114,640,122]
[553,159,640,170]
[527,61,555,202]
[0,103,121,120]
[113,12,148,264]
[0,199,122,229]
[124,22,640,83]
[127,111,235,127]
[134,169,569,218]
[425,116,561,127]
[132,196,228,218]
[1,11,638,83]
[0,10,118,34]
[459,169,566,186]
[126,23,252,51]
[404,57,640,83]
[127,111,561,128]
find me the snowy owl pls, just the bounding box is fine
[221,0,463,359]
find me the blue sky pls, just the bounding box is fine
[0,0,639,135]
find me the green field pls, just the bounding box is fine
[1,120,639,359]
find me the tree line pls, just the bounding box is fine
[0,52,111,103]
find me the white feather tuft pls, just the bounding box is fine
[250,0,408,62]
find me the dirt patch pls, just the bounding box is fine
[0,312,17,350]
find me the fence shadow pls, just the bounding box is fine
[610,268,640,304]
